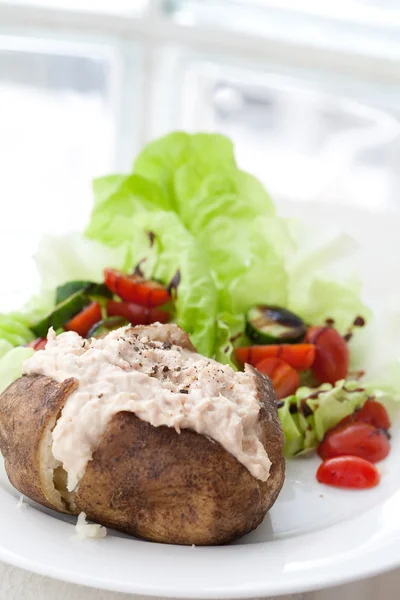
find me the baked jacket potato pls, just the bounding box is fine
[0,324,285,545]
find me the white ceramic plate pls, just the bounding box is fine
[0,204,399,598]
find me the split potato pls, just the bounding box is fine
[0,324,285,545]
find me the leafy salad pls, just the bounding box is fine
[0,132,398,488]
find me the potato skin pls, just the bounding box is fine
[0,374,77,512]
[74,367,285,545]
[0,324,285,545]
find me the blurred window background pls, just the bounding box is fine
[1,0,400,238]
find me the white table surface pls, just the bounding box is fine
[1,562,399,600]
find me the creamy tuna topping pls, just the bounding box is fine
[23,325,270,491]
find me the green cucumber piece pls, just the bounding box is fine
[31,291,91,337]
[246,305,306,344]
[56,280,112,304]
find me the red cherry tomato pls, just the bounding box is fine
[107,300,170,326]
[339,400,391,431]
[318,422,390,463]
[65,302,102,337]
[317,456,380,489]
[28,337,47,351]
[305,326,349,384]
[235,344,315,371]
[354,399,391,430]
[104,269,170,307]
[255,357,300,399]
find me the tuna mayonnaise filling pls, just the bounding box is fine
[23,325,271,491]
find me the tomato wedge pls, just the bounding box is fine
[235,344,315,371]
[255,357,300,399]
[305,326,349,384]
[28,337,47,351]
[107,300,170,326]
[317,456,380,489]
[65,302,102,337]
[104,269,170,307]
[318,422,390,463]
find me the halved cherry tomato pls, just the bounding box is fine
[305,326,349,384]
[255,357,300,399]
[65,302,102,337]
[318,422,390,463]
[104,269,170,307]
[317,456,380,489]
[339,399,391,430]
[28,337,47,351]
[107,300,170,326]
[235,344,315,371]
[354,399,391,430]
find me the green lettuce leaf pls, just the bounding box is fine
[286,223,370,333]
[0,313,35,347]
[0,347,34,394]
[86,174,170,245]
[130,212,218,357]
[134,132,236,208]
[0,339,13,359]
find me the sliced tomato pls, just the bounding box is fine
[317,456,380,489]
[28,337,47,351]
[107,300,170,326]
[318,422,390,463]
[305,326,349,384]
[255,357,300,400]
[104,269,170,307]
[65,302,102,337]
[235,344,315,371]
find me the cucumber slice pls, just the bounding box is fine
[246,305,306,344]
[56,281,112,304]
[31,291,91,337]
[87,317,129,339]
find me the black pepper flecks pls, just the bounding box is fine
[179,389,189,394]
[162,365,169,373]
